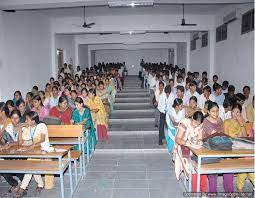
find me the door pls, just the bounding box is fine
[57,49,64,72]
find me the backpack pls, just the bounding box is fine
[203,135,233,151]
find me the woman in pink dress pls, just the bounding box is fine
[32,95,49,121]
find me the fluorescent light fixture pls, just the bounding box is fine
[108,1,154,8]
[120,30,146,35]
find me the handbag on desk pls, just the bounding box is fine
[203,133,233,151]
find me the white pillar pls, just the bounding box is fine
[186,41,190,72]
[209,28,216,80]
[173,45,177,66]
[51,33,57,78]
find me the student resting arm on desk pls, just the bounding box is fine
[16,111,51,197]
[175,111,207,192]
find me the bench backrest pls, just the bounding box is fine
[48,125,83,138]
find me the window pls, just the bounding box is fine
[201,33,208,47]
[191,39,196,51]
[241,9,254,34]
[216,24,228,42]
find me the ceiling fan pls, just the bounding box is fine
[81,6,95,28]
[180,4,197,26]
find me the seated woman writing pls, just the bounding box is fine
[16,111,51,197]
[49,96,72,124]
[224,103,254,192]
[71,97,97,153]
[1,109,24,195]
[174,111,207,192]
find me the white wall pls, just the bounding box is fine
[78,44,89,69]
[95,48,169,75]
[55,34,75,66]
[177,42,187,67]
[0,11,51,101]
[214,3,254,92]
[190,36,209,73]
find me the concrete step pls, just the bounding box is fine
[109,118,155,130]
[121,89,148,93]
[109,124,158,131]
[108,130,158,135]
[116,92,150,98]
[113,102,151,110]
[115,97,150,103]
[110,109,154,119]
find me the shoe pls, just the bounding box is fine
[154,124,158,128]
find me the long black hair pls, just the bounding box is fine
[26,111,40,124]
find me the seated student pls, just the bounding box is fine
[174,111,207,192]
[16,111,51,197]
[246,96,254,124]
[224,85,236,101]
[185,96,201,118]
[1,110,24,194]
[198,85,211,109]
[86,89,108,141]
[49,96,72,124]
[25,92,33,111]
[38,91,48,108]
[236,93,248,121]
[222,81,229,94]
[48,86,60,109]
[219,99,233,121]
[210,83,225,106]
[167,98,185,127]
[45,83,52,99]
[183,81,200,106]
[71,97,97,152]
[96,81,110,118]
[70,90,78,109]
[175,85,185,101]
[6,100,15,116]
[224,103,254,192]
[13,91,23,106]
[0,102,11,140]
[32,86,39,96]
[32,95,49,120]
[202,101,233,193]
[80,88,89,106]
[243,86,252,106]
[16,100,29,123]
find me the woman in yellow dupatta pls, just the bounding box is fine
[86,89,108,141]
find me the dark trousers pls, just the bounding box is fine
[2,173,24,187]
[159,112,166,143]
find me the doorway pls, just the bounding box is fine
[57,49,64,72]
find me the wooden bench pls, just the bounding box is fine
[48,125,86,178]
[0,146,73,198]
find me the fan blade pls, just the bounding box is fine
[181,23,197,26]
[86,22,95,27]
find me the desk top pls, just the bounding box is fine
[189,147,255,157]
[0,145,73,158]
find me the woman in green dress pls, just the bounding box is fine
[71,97,97,153]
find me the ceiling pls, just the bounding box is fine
[0,0,252,11]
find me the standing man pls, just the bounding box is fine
[157,85,171,145]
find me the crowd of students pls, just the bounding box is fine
[142,63,254,193]
[0,63,122,197]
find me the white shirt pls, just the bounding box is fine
[219,105,232,121]
[210,93,225,106]
[157,92,167,113]
[75,70,82,77]
[149,76,156,90]
[183,90,200,106]
[166,92,176,111]
[155,80,166,93]
[198,94,211,109]
[49,96,60,108]
[167,106,185,123]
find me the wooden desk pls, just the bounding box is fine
[188,147,255,195]
[0,145,74,198]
